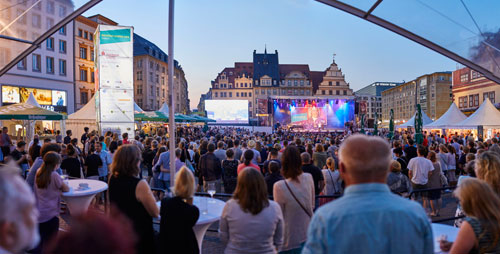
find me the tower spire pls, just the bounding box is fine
[265,44,267,54]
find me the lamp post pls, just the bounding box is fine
[168,0,176,186]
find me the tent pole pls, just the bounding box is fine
[168,0,176,188]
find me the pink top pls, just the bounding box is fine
[237,163,260,175]
[35,171,63,223]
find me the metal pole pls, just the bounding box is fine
[168,0,176,188]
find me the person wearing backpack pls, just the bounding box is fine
[387,160,411,197]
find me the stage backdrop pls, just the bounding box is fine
[273,100,354,130]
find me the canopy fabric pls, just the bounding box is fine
[189,115,216,122]
[159,103,169,115]
[424,103,467,129]
[174,113,197,122]
[0,93,65,120]
[397,110,433,128]
[134,102,144,113]
[135,111,169,122]
[68,95,96,120]
[450,99,500,128]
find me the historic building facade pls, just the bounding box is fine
[382,72,452,124]
[208,50,355,125]
[452,67,500,115]
[73,15,117,110]
[133,34,189,113]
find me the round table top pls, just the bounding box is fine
[156,196,226,225]
[432,223,459,253]
[63,179,108,197]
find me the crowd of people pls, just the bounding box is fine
[0,125,499,254]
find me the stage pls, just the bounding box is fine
[271,96,355,132]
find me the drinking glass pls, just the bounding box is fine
[207,183,216,203]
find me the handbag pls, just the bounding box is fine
[284,180,312,218]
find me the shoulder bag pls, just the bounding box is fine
[284,180,312,218]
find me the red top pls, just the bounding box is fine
[237,163,260,175]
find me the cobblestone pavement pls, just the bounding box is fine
[59,192,458,253]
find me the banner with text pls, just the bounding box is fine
[95,25,134,138]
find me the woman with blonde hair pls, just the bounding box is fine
[440,178,500,253]
[386,160,411,197]
[159,166,199,254]
[219,167,284,253]
[108,145,159,254]
[321,157,342,196]
[475,151,500,195]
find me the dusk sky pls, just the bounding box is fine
[74,0,499,110]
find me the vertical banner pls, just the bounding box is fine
[257,99,268,126]
[95,25,135,138]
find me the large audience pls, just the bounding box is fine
[0,125,500,254]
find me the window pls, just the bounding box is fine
[460,74,469,82]
[32,54,41,72]
[343,90,347,95]
[59,59,66,76]
[59,40,66,53]
[322,90,325,95]
[16,9,26,25]
[329,81,332,86]
[336,90,340,95]
[46,57,54,74]
[336,81,340,86]
[236,92,239,97]
[156,87,159,96]
[59,25,66,35]
[294,80,298,86]
[90,48,94,61]
[89,33,93,41]
[156,64,159,71]
[329,90,332,95]
[149,61,153,68]
[78,29,83,37]
[17,57,26,70]
[32,13,41,28]
[483,92,489,102]
[138,60,142,68]
[137,85,143,95]
[150,86,154,96]
[229,92,232,97]
[84,31,88,39]
[474,94,479,106]
[79,47,87,59]
[59,5,66,17]
[249,102,252,107]
[46,18,54,29]
[155,74,159,83]
[80,91,88,105]
[162,67,165,73]
[137,99,143,108]
[149,72,153,81]
[249,92,252,97]
[490,92,496,103]
[300,80,304,86]
[80,68,88,81]
[46,37,54,50]
[47,1,55,14]
[161,77,165,85]
[215,92,218,97]
[162,89,165,97]
[469,95,473,107]
[137,71,142,80]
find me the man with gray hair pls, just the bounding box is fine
[303,134,433,254]
[0,163,40,253]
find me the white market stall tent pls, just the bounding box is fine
[397,110,433,128]
[449,99,500,129]
[66,96,98,140]
[424,103,467,129]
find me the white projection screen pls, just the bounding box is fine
[205,100,249,124]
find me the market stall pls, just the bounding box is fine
[396,110,433,129]
[0,93,66,141]
[423,103,467,135]
[448,99,500,139]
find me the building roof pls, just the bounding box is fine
[279,64,310,79]
[75,15,98,28]
[234,62,253,78]
[133,33,179,68]
[87,14,118,26]
[309,71,325,93]
[253,49,280,85]
[355,82,403,96]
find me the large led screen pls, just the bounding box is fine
[205,100,248,124]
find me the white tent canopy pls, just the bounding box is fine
[450,99,500,129]
[134,102,144,113]
[66,96,97,139]
[68,95,96,120]
[397,110,433,128]
[424,103,467,129]
[159,102,169,114]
